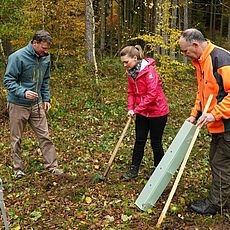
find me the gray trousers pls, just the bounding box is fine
[9,103,58,171]
[208,132,230,208]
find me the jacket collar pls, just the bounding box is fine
[26,42,37,56]
[193,42,215,65]
[137,58,156,78]
[26,42,48,58]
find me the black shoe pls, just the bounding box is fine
[189,199,219,215]
[122,165,139,180]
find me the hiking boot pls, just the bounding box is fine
[189,199,220,215]
[122,165,139,180]
[14,169,26,179]
[48,167,64,175]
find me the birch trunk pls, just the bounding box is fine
[85,0,98,83]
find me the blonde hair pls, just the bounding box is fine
[120,45,144,60]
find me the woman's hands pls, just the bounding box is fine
[128,110,135,117]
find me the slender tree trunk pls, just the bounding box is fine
[153,0,159,34]
[150,0,154,33]
[210,0,213,39]
[213,0,216,39]
[140,0,145,34]
[0,39,7,65]
[154,0,161,54]
[126,0,130,31]
[183,0,188,63]
[85,0,94,62]
[130,0,134,32]
[228,16,230,44]
[109,0,113,56]
[178,5,181,30]
[100,0,106,54]
[160,0,169,56]
[170,0,177,59]
[146,0,150,32]
[42,0,45,29]
[220,2,224,42]
[85,0,98,83]
[117,0,122,49]
[184,0,188,29]
[119,0,123,36]
[171,0,177,29]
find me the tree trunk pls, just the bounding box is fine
[183,0,188,63]
[109,0,113,56]
[100,0,106,54]
[121,0,125,35]
[0,39,13,65]
[220,2,224,42]
[228,15,230,44]
[184,0,188,30]
[42,0,45,29]
[0,39,7,65]
[210,0,213,39]
[153,0,159,34]
[170,0,177,59]
[117,0,121,49]
[160,0,169,56]
[85,0,98,83]
[213,0,216,39]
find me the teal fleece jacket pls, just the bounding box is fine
[3,42,51,106]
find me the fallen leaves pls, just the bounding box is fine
[85,196,92,204]
[121,214,132,222]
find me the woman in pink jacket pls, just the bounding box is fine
[120,45,169,180]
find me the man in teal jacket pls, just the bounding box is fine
[4,30,63,178]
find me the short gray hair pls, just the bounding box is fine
[181,29,206,43]
[32,30,52,44]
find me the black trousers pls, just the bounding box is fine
[131,114,168,168]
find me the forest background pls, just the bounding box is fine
[0,0,230,229]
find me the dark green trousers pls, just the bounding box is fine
[208,132,230,208]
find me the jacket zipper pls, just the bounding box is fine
[197,61,205,112]
[36,57,41,118]
[134,77,143,103]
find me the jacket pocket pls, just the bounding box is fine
[22,64,36,80]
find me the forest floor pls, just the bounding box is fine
[0,58,230,229]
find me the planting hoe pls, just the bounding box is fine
[93,117,132,182]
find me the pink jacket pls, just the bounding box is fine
[127,58,169,117]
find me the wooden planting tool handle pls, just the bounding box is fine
[103,116,132,177]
